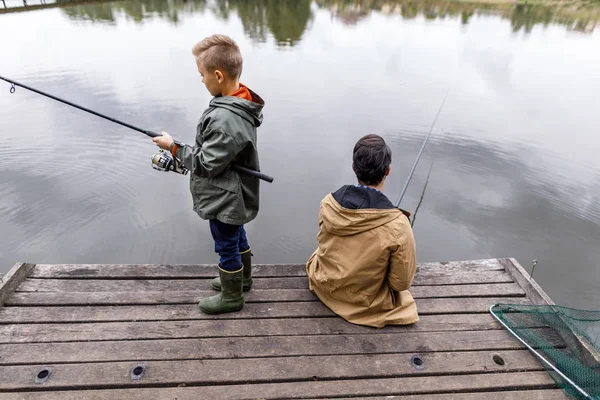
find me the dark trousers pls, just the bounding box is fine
[209,219,250,272]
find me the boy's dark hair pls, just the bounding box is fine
[352,134,392,185]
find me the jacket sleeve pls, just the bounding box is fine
[388,228,417,292]
[175,128,242,178]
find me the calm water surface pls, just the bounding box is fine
[1,0,599,309]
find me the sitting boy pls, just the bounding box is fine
[152,34,265,315]
[306,134,419,328]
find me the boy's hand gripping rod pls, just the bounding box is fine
[0,75,274,183]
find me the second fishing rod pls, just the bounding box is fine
[395,89,449,209]
[0,75,274,183]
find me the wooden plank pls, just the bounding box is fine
[0,329,563,365]
[388,270,514,285]
[5,283,526,306]
[6,289,318,305]
[29,259,506,279]
[335,391,569,400]
[0,263,34,307]
[30,263,308,279]
[417,258,506,272]
[0,350,544,391]
[499,258,554,305]
[17,271,514,292]
[0,372,560,399]
[0,297,530,323]
[0,314,503,344]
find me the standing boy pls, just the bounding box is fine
[153,34,265,315]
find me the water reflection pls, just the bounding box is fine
[58,0,314,45]
[3,0,598,36]
[317,0,599,33]
[398,133,600,309]
[510,3,598,33]
[0,72,202,267]
[60,0,209,24]
[211,0,313,46]
[60,0,600,35]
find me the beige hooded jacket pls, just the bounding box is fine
[306,185,419,328]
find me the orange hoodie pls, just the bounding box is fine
[229,83,257,103]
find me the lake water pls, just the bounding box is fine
[1,0,599,310]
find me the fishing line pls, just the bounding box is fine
[410,159,434,227]
[395,89,449,208]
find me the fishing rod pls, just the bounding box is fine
[394,89,449,208]
[0,75,274,183]
[409,159,434,227]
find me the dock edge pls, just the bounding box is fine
[0,262,35,307]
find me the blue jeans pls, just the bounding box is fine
[209,219,250,272]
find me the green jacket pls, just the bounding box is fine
[175,87,265,225]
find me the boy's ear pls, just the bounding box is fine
[385,165,391,176]
[215,69,224,83]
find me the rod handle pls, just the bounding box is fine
[232,164,274,183]
[145,130,161,138]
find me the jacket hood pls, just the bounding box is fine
[320,185,409,237]
[210,86,265,127]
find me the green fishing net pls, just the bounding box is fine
[491,304,600,399]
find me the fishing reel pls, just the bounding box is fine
[151,149,188,175]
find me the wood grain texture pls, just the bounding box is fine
[499,258,553,305]
[0,297,531,323]
[0,350,543,391]
[0,372,558,399]
[330,391,569,400]
[6,283,526,306]
[31,263,308,279]
[29,259,506,279]
[0,263,34,307]
[17,271,514,292]
[0,329,563,365]
[0,258,562,399]
[0,313,503,344]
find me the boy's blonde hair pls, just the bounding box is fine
[192,34,243,79]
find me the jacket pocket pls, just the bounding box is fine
[195,169,241,194]
[206,176,239,194]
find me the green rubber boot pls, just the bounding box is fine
[211,249,253,292]
[199,266,244,315]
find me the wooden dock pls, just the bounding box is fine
[0,258,571,399]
